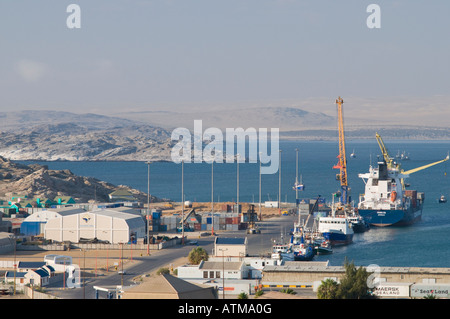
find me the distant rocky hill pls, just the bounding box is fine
[0,111,174,161]
[113,106,336,131]
[0,156,160,203]
[0,109,448,164]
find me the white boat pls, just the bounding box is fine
[350,149,356,158]
[318,201,354,246]
[271,244,294,261]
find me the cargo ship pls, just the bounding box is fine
[357,133,449,227]
[357,160,424,226]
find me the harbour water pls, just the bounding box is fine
[21,139,450,268]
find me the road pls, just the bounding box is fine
[45,214,299,299]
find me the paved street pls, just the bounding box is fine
[43,214,299,299]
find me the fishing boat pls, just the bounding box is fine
[271,243,294,261]
[350,149,356,158]
[438,195,447,203]
[293,182,305,191]
[347,211,370,233]
[310,233,333,255]
[289,230,315,261]
[317,215,354,246]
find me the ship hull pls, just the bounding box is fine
[321,232,353,246]
[293,250,314,261]
[358,205,423,227]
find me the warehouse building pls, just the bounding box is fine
[44,207,146,244]
[20,208,86,236]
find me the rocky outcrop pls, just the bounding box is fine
[0,156,160,203]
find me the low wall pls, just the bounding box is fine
[17,244,67,251]
[25,286,60,299]
[10,237,185,252]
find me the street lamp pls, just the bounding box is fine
[211,161,215,236]
[296,148,299,207]
[278,150,281,215]
[218,248,228,299]
[181,160,185,245]
[146,161,151,256]
[259,152,262,221]
[8,235,16,296]
[236,153,240,213]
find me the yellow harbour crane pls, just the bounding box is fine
[375,132,449,189]
[333,97,349,204]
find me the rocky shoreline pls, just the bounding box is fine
[0,156,160,203]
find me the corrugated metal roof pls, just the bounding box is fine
[89,208,145,229]
[25,208,86,221]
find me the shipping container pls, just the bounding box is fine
[239,222,248,230]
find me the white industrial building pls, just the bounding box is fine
[44,207,146,244]
[20,207,86,236]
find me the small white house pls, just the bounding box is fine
[178,260,244,281]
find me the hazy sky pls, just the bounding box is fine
[1,0,450,120]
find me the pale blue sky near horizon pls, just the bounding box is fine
[1,0,450,118]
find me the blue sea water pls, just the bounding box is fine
[21,139,450,267]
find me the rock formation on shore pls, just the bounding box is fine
[0,156,159,203]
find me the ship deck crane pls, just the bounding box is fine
[375,132,449,189]
[333,97,349,205]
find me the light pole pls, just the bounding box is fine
[259,152,262,221]
[120,243,124,287]
[278,150,281,215]
[9,235,16,296]
[211,161,215,236]
[181,160,185,245]
[146,161,151,256]
[236,154,240,213]
[296,148,299,207]
[218,248,228,299]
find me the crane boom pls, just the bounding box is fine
[375,132,395,169]
[334,97,349,204]
[374,132,449,189]
[403,154,449,175]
